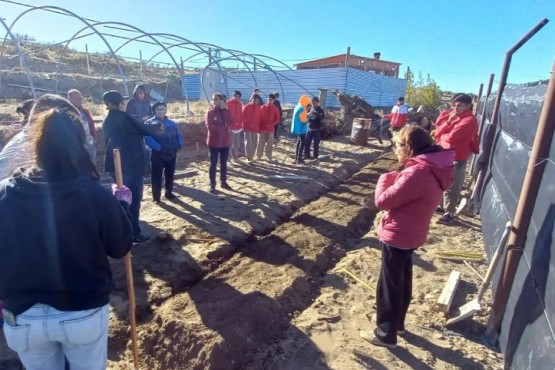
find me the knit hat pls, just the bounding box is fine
[102,90,124,105]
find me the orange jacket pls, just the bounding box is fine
[242,103,261,133]
[259,103,280,132]
[227,99,243,131]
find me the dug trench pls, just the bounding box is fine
[107,143,398,370]
[100,132,390,368]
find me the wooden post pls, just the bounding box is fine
[85,44,90,75]
[139,50,143,80]
[318,88,328,108]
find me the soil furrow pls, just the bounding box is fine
[110,153,398,369]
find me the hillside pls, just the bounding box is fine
[0,38,187,100]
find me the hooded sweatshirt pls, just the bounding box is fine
[0,169,132,315]
[435,110,479,161]
[126,84,152,121]
[205,106,233,148]
[227,98,243,131]
[291,95,310,135]
[375,147,455,249]
[242,102,262,133]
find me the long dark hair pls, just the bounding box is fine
[30,108,99,181]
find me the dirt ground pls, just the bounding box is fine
[0,126,502,370]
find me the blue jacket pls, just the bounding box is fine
[144,116,183,158]
[291,95,311,135]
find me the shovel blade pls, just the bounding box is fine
[445,298,482,326]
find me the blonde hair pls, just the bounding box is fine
[395,125,434,163]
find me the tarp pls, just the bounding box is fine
[477,81,555,369]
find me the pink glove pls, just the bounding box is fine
[111,184,132,205]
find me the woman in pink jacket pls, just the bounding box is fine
[365,125,454,348]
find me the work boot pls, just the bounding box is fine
[438,212,454,224]
[133,234,150,244]
[165,192,177,200]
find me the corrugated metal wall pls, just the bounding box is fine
[346,68,408,107]
[181,68,406,108]
[477,82,555,369]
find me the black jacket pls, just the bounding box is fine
[0,170,133,315]
[103,109,161,176]
[308,106,325,130]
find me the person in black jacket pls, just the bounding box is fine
[273,91,283,141]
[305,97,325,159]
[0,106,133,370]
[102,90,161,243]
[144,102,184,203]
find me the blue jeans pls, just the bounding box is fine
[305,129,321,158]
[3,304,109,370]
[111,173,144,237]
[209,147,230,187]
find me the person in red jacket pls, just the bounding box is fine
[242,94,262,162]
[384,97,409,130]
[257,94,280,161]
[227,90,244,162]
[205,93,234,194]
[434,94,479,223]
[362,125,454,348]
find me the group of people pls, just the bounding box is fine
[364,93,479,348]
[0,84,480,365]
[203,88,325,193]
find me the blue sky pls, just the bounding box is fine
[1,0,554,94]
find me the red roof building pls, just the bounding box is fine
[295,52,401,78]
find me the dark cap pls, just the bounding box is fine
[102,90,124,105]
[152,101,167,112]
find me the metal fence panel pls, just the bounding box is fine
[346,68,407,107]
[478,82,555,369]
[181,68,406,108]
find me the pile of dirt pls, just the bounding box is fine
[0,132,502,369]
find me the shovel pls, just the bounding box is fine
[445,221,512,326]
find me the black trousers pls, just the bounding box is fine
[150,151,176,201]
[295,134,306,161]
[209,147,230,187]
[375,242,414,344]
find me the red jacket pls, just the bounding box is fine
[205,107,233,148]
[242,103,261,133]
[435,110,479,161]
[227,99,243,131]
[259,103,280,132]
[384,103,409,128]
[376,149,454,249]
